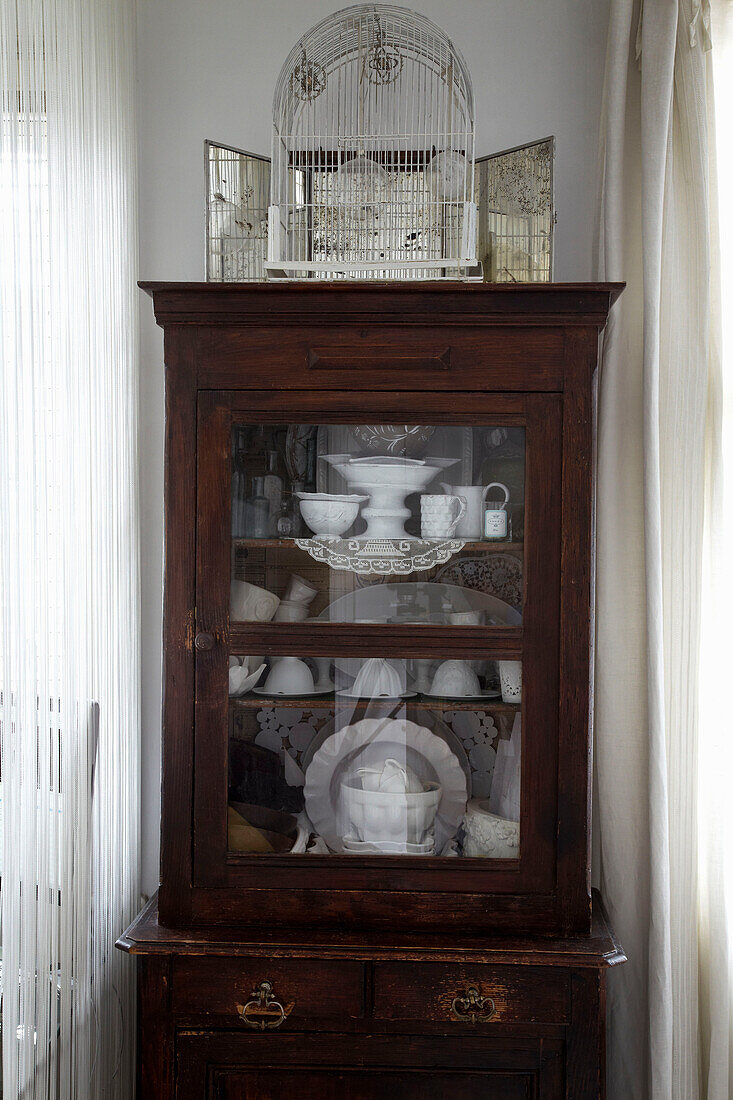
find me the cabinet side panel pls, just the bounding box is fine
[159,328,198,924]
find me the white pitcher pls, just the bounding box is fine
[440,482,508,539]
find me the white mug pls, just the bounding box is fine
[420,494,467,538]
[282,572,318,606]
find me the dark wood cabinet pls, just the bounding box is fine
[119,282,625,1096]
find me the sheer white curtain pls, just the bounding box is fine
[0,0,139,1096]
[596,0,732,1096]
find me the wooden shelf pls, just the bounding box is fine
[230,694,520,713]
[232,537,523,553]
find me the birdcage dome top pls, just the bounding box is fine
[273,4,474,141]
[267,4,478,280]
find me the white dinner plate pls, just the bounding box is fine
[421,690,501,701]
[336,690,418,701]
[252,685,334,698]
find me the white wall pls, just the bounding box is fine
[136,0,610,896]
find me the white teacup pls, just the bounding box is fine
[420,494,467,538]
[429,659,480,697]
[273,600,310,622]
[230,579,280,622]
[282,573,318,606]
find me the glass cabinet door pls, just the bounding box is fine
[194,394,560,887]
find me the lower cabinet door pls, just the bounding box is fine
[175,1032,564,1100]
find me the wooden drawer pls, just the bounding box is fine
[171,957,365,1024]
[373,963,571,1025]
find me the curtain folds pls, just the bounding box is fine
[0,0,140,1096]
[597,0,731,1096]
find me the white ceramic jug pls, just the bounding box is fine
[440,483,504,538]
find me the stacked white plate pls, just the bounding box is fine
[341,835,435,855]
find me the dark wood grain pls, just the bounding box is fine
[229,622,524,657]
[158,327,198,924]
[118,891,626,968]
[556,328,600,931]
[139,280,624,330]
[175,1032,566,1100]
[137,957,172,1100]
[193,393,233,887]
[201,325,566,391]
[373,962,570,1024]
[171,956,364,1021]
[567,969,605,1098]
[229,695,521,712]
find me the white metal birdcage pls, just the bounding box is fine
[266,4,479,280]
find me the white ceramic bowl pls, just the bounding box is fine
[462,800,519,858]
[341,780,441,845]
[263,656,314,695]
[429,659,480,697]
[297,493,366,537]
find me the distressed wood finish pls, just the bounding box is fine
[123,282,625,1095]
[121,892,623,1099]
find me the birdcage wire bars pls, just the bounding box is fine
[266,5,479,280]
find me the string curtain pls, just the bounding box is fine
[0,0,140,1095]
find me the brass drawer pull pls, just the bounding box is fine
[450,986,496,1024]
[237,980,294,1031]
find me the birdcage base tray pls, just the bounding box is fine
[265,259,483,282]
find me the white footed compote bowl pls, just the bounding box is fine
[332,456,444,539]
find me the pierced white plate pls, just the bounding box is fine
[304,716,468,854]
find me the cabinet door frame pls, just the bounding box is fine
[191,389,564,919]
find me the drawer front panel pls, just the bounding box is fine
[374,963,571,1025]
[171,957,364,1022]
[198,325,565,391]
